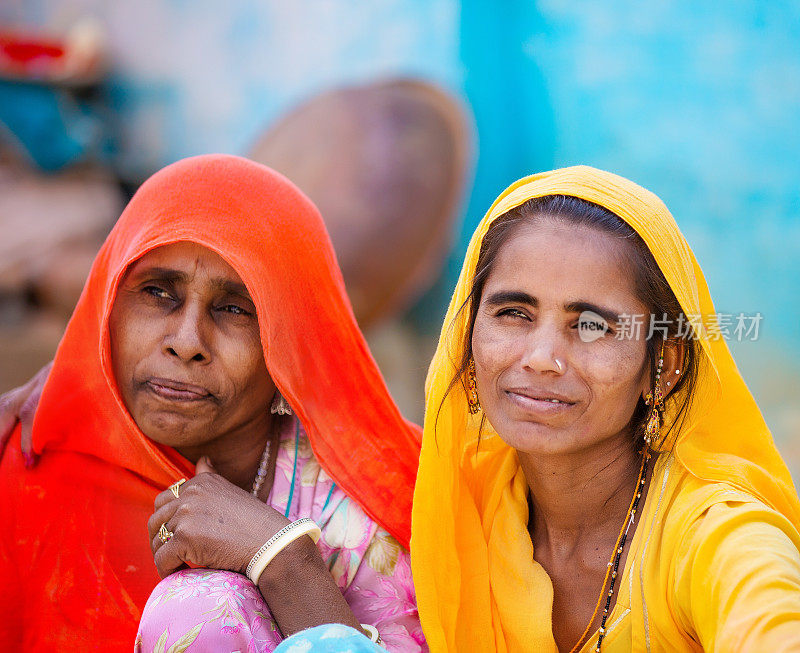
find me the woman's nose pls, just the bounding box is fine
[521,323,566,375]
[162,305,210,363]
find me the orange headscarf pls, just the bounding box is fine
[0,154,421,651]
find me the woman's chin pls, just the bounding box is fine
[491,417,585,457]
[134,412,213,450]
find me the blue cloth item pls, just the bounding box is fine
[274,624,383,652]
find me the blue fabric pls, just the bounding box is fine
[284,420,300,517]
[274,624,383,652]
[0,80,106,171]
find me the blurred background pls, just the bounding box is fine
[0,1,798,480]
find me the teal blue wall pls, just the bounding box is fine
[455,1,800,472]
[458,1,800,349]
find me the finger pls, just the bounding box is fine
[151,527,168,556]
[0,387,25,461]
[151,522,177,557]
[154,484,183,512]
[0,361,53,465]
[154,538,188,578]
[19,393,41,464]
[19,362,51,460]
[147,500,180,547]
[194,455,217,475]
[147,498,179,544]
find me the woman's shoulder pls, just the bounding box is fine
[632,454,800,648]
[0,427,106,503]
[649,453,800,556]
[652,453,791,519]
[645,458,800,651]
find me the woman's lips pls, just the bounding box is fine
[504,388,576,416]
[145,378,213,402]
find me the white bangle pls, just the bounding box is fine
[246,517,322,586]
[361,623,383,646]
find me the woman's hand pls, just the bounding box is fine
[147,457,291,578]
[148,457,364,638]
[0,361,52,465]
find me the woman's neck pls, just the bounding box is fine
[177,411,276,491]
[519,435,642,557]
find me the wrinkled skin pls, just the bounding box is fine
[109,242,275,457]
[147,456,289,578]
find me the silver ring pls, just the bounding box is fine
[555,358,564,373]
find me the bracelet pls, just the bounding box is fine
[361,623,383,646]
[246,517,322,586]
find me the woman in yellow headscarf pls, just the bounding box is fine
[411,166,800,652]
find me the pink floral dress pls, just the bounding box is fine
[134,419,426,652]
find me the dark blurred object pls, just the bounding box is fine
[0,147,122,390]
[249,78,472,328]
[0,20,109,171]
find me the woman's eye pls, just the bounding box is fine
[218,304,252,316]
[497,308,530,320]
[143,286,173,300]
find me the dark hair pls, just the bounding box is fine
[440,194,699,452]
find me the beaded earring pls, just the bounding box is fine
[466,358,481,414]
[643,344,665,446]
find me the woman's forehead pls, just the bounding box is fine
[486,219,643,309]
[124,242,250,297]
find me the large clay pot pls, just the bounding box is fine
[249,78,472,328]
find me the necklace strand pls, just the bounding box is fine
[569,449,651,653]
[250,438,272,497]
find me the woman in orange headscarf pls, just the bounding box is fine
[0,155,423,651]
[412,166,800,651]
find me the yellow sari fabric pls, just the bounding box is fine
[411,166,800,651]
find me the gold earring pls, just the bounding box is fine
[466,358,481,414]
[644,345,665,446]
[270,391,293,416]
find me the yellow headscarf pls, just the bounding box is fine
[410,166,800,651]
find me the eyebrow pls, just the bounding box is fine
[211,278,253,302]
[131,266,253,302]
[564,301,623,325]
[484,291,623,324]
[484,291,538,308]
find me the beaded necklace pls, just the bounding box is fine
[571,346,663,651]
[250,438,272,497]
[569,448,651,653]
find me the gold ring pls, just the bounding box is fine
[158,523,173,544]
[168,478,186,499]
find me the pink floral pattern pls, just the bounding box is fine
[135,418,425,652]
